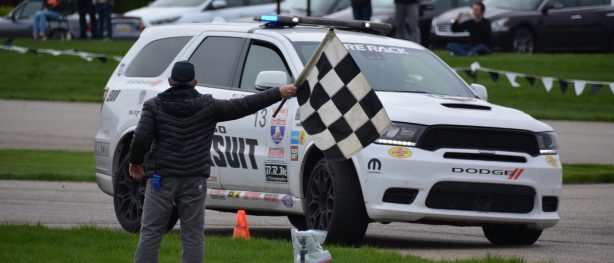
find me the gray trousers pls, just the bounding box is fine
[395,3,421,44]
[135,176,207,263]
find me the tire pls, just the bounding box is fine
[483,224,542,245]
[512,27,535,53]
[305,158,369,245]
[113,153,179,233]
[287,214,308,230]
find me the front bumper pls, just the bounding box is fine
[353,144,562,230]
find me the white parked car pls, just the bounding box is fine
[95,15,561,245]
[125,0,277,27]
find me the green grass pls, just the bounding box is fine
[0,39,133,102]
[0,225,523,263]
[0,149,94,182]
[563,164,614,184]
[1,149,613,184]
[433,51,614,122]
[0,39,613,119]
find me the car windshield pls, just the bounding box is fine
[293,42,473,97]
[150,0,205,7]
[482,0,543,10]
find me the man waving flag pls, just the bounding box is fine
[295,29,391,160]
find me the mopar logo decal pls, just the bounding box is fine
[367,158,381,174]
[451,167,525,180]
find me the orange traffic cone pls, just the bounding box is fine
[233,209,251,240]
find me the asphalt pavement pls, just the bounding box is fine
[0,99,613,164]
[0,180,612,263]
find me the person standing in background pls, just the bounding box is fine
[95,0,113,39]
[394,0,421,43]
[351,0,372,21]
[446,2,491,56]
[77,0,98,39]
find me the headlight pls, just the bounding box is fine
[151,16,181,25]
[535,132,559,155]
[375,123,426,146]
[491,18,509,32]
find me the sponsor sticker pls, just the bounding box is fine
[210,189,226,200]
[291,146,299,161]
[298,130,307,145]
[264,193,279,202]
[291,131,300,145]
[243,191,261,201]
[388,147,412,158]
[270,108,288,144]
[367,158,381,174]
[294,110,301,126]
[546,155,559,168]
[265,163,288,183]
[450,167,525,180]
[207,176,218,183]
[231,93,246,99]
[117,63,125,76]
[150,79,163,88]
[281,194,293,208]
[228,191,241,199]
[267,147,285,159]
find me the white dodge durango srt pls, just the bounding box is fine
[95,15,561,245]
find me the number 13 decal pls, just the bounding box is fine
[254,108,267,127]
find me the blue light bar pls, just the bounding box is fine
[259,15,279,22]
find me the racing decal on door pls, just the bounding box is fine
[265,163,288,183]
[210,126,258,169]
[290,146,299,161]
[270,108,288,144]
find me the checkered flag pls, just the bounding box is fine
[296,29,391,160]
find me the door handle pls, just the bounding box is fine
[570,14,582,20]
[606,12,614,17]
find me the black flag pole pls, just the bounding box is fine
[272,28,336,118]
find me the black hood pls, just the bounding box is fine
[157,84,201,117]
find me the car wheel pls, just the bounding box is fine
[305,158,369,244]
[113,153,179,233]
[483,224,542,245]
[512,27,535,53]
[287,214,308,230]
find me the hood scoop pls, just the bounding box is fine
[441,103,491,110]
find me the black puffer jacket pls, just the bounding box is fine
[129,84,281,178]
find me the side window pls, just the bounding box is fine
[125,37,191,77]
[189,36,245,88]
[19,1,43,19]
[552,0,577,8]
[579,0,606,6]
[225,0,245,7]
[248,0,276,5]
[239,42,290,91]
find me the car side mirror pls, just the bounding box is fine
[470,83,488,101]
[255,71,288,91]
[211,0,227,9]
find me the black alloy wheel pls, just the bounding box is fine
[304,159,369,244]
[306,161,335,230]
[512,27,535,53]
[113,153,178,233]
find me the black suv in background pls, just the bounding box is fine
[431,0,614,52]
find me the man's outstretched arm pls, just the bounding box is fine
[214,84,297,122]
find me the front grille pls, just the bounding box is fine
[426,182,535,213]
[417,126,540,156]
[443,152,527,163]
[542,196,558,212]
[383,188,418,204]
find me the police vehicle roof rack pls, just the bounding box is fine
[254,15,392,35]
